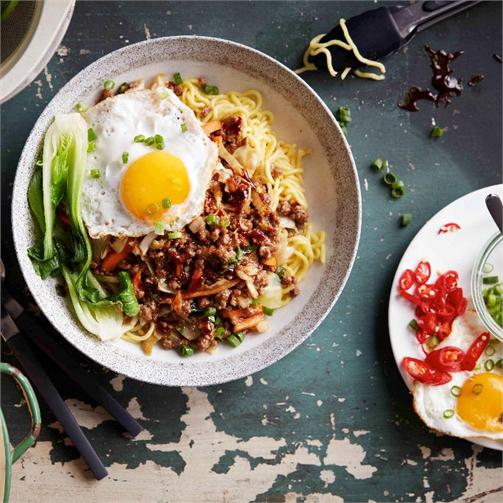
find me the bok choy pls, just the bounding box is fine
[28,113,139,340]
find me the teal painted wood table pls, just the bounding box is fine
[1,1,502,501]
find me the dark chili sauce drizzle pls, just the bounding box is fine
[399,46,464,112]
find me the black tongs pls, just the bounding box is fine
[311,1,480,72]
[1,260,143,480]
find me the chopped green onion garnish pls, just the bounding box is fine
[122,151,129,164]
[472,383,484,395]
[431,126,445,138]
[408,319,419,331]
[336,106,352,124]
[215,327,226,340]
[181,123,188,133]
[162,197,172,209]
[427,335,440,348]
[485,345,496,356]
[87,142,96,153]
[173,72,183,85]
[484,359,495,371]
[88,128,97,142]
[179,345,194,357]
[450,385,462,397]
[263,306,274,316]
[401,214,412,227]
[154,134,164,149]
[219,216,230,229]
[227,332,245,347]
[90,168,100,179]
[118,82,129,94]
[74,102,88,113]
[391,186,406,199]
[145,136,155,146]
[383,173,397,185]
[339,123,348,135]
[371,158,384,172]
[276,265,286,279]
[203,307,217,317]
[103,79,115,90]
[205,214,219,226]
[496,358,503,369]
[134,134,145,143]
[443,409,455,419]
[168,231,182,240]
[483,263,494,274]
[483,276,499,285]
[203,84,219,95]
[391,180,405,190]
[154,221,165,235]
[383,160,389,171]
[235,247,245,262]
[474,363,481,371]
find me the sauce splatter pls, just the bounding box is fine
[399,46,464,112]
[468,75,485,87]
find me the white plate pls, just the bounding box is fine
[12,37,361,386]
[389,184,503,450]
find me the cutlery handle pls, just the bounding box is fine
[15,310,143,437]
[485,194,503,233]
[5,332,108,480]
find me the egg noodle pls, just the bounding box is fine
[296,18,386,81]
[123,77,325,344]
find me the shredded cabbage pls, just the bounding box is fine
[258,272,283,309]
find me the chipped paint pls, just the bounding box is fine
[324,438,378,480]
[126,397,146,420]
[64,399,112,429]
[110,374,125,392]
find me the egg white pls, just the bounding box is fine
[81,87,218,237]
[413,308,503,440]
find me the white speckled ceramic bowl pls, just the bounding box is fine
[12,36,361,386]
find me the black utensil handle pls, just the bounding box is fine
[486,194,503,233]
[16,310,143,437]
[5,333,108,480]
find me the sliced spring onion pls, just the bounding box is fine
[205,214,219,226]
[173,72,183,85]
[485,345,496,356]
[219,216,230,229]
[74,102,88,113]
[181,123,188,133]
[484,359,495,371]
[203,307,217,317]
[154,221,165,235]
[215,327,226,340]
[431,126,445,138]
[103,79,115,90]
[391,180,405,190]
[87,142,96,153]
[134,134,145,143]
[409,319,419,331]
[154,134,164,149]
[450,386,461,398]
[162,197,172,209]
[203,84,219,95]
[483,276,499,285]
[401,214,412,227]
[443,409,455,419]
[263,306,274,316]
[391,186,406,199]
[227,332,245,347]
[383,173,397,185]
[179,345,194,357]
[122,151,129,164]
[472,383,484,395]
[90,168,100,179]
[496,358,503,369]
[371,159,383,172]
[337,106,352,124]
[483,263,494,274]
[427,335,440,348]
[168,231,182,240]
[87,128,97,142]
[276,265,286,279]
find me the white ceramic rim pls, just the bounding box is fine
[12,36,361,386]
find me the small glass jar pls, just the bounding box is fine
[471,233,503,341]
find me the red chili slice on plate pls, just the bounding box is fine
[401,357,452,385]
[419,313,439,335]
[438,222,461,234]
[415,261,431,285]
[425,346,465,372]
[399,269,415,291]
[415,330,429,344]
[437,304,456,321]
[461,332,491,371]
[437,321,452,340]
[400,289,422,305]
[417,284,437,300]
[442,271,459,292]
[456,297,468,316]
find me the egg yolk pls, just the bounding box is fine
[120,151,190,223]
[457,372,503,433]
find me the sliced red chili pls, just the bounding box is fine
[401,357,452,385]
[425,346,465,372]
[456,297,468,316]
[438,222,461,234]
[399,269,415,291]
[415,261,431,285]
[400,289,422,305]
[437,321,452,340]
[417,284,437,300]
[442,271,459,292]
[461,333,491,371]
[419,313,438,335]
[437,305,456,321]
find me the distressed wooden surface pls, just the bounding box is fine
[1,1,502,502]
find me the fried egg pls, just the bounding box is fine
[81,87,218,237]
[413,308,503,440]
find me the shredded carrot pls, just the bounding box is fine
[132,270,143,295]
[202,120,222,136]
[173,291,184,316]
[182,279,240,299]
[101,243,132,272]
[141,333,161,355]
[233,313,265,333]
[263,256,276,267]
[222,305,263,320]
